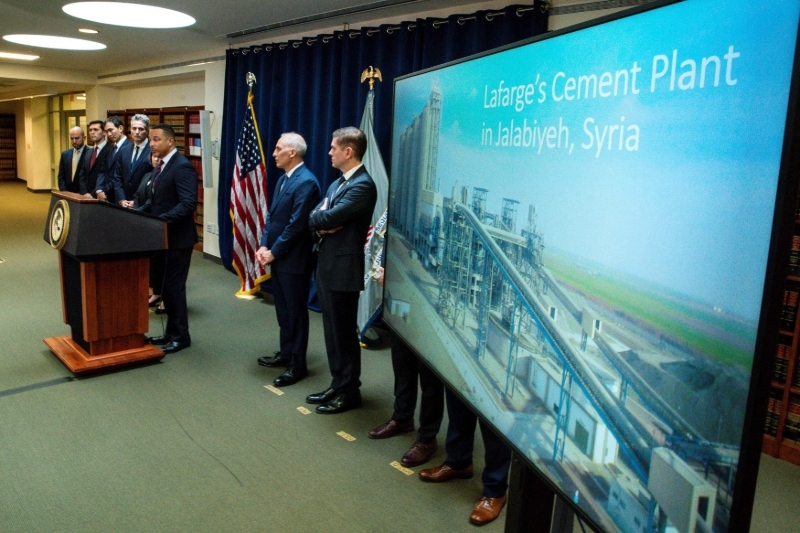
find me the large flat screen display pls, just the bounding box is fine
[383,1,800,532]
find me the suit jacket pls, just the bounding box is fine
[79,143,111,196]
[308,165,377,292]
[110,141,152,203]
[139,151,198,249]
[96,138,127,202]
[260,164,320,274]
[57,146,87,193]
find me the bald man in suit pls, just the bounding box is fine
[57,126,87,193]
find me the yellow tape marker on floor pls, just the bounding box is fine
[390,461,414,476]
[264,385,284,396]
[337,431,356,442]
[297,406,311,415]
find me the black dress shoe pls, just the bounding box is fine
[257,352,290,367]
[306,388,336,404]
[161,340,190,354]
[273,367,307,387]
[316,395,362,414]
[146,335,168,345]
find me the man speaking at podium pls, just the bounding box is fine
[139,123,198,355]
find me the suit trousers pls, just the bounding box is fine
[443,388,512,498]
[315,271,361,398]
[271,269,310,372]
[163,246,193,344]
[391,334,444,444]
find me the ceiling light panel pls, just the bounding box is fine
[3,35,106,50]
[0,51,40,60]
[63,2,196,29]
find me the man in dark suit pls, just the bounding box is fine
[255,132,320,387]
[115,114,153,207]
[57,126,87,193]
[79,120,111,198]
[307,127,377,414]
[419,389,512,525]
[95,116,128,203]
[141,123,198,355]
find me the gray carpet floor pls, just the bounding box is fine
[0,180,798,533]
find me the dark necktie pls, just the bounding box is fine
[279,174,288,193]
[151,161,164,189]
[132,145,139,163]
[89,146,98,169]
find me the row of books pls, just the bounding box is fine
[780,279,800,332]
[189,158,203,179]
[782,396,800,444]
[0,119,14,128]
[0,159,16,169]
[0,148,15,158]
[789,227,800,276]
[197,182,204,203]
[0,169,16,178]
[774,333,793,384]
[0,139,14,148]
[0,127,15,137]
[162,115,186,134]
[766,388,784,436]
[189,113,201,134]
[188,137,202,156]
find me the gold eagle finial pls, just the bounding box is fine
[360,66,382,90]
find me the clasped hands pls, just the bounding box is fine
[256,247,275,267]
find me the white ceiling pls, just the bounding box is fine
[0,0,476,75]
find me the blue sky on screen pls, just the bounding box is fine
[391,0,800,320]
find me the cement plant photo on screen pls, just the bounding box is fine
[383,0,800,532]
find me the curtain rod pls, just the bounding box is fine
[231,6,543,54]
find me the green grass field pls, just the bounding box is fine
[545,253,755,369]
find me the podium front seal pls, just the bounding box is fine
[49,199,70,250]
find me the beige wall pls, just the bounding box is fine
[22,97,51,190]
[115,78,205,110]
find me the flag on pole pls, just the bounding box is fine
[357,88,390,340]
[230,90,270,298]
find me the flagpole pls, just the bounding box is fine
[230,72,271,299]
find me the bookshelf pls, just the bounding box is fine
[0,114,17,180]
[107,107,204,251]
[763,194,800,465]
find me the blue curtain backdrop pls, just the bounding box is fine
[218,2,549,272]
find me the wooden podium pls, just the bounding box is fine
[43,192,168,373]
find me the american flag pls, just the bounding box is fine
[230,97,269,297]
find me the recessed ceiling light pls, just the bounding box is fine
[78,28,99,34]
[63,2,196,29]
[3,34,105,51]
[0,51,40,60]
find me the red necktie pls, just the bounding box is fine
[89,146,98,169]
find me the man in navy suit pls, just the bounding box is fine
[115,114,153,207]
[141,123,198,355]
[79,120,111,198]
[307,127,377,414]
[57,126,87,193]
[95,116,128,203]
[255,132,320,387]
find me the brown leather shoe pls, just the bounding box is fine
[401,440,437,467]
[419,463,473,482]
[469,495,507,525]
[368,419,414,439]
